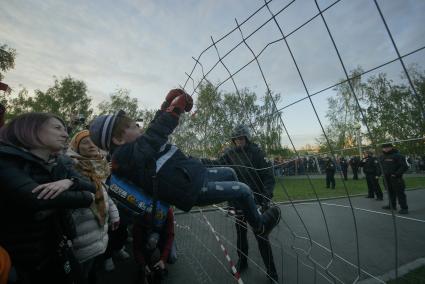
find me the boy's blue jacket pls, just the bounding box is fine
[111,110,205,212]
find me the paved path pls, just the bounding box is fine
[101,188,425,284]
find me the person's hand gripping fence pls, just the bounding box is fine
[162,89,193,117]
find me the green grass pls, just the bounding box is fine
[386,265,425,284]
[273,176,425,202]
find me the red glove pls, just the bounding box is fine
[165,94,193,116]
[166,89,187,103]
[184,94,193,112]
[162,89,191,111]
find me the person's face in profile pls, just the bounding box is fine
[79,137,100,158]
[38,118,69,153]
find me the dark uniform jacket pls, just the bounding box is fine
[380,149,408,177]
[360,156,381,176]
[203,142,275,204]
[0,144,94,269]
[111,111,206,212]
[325,160,335,174]
[340,158,348,170]
[349,156,360,169]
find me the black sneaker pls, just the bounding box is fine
[258,206,281,236]
[398,209,409,214]
[236,259,248,273]
[376,197,383,201]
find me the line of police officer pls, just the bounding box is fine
[359,143,409,214]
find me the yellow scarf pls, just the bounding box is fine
[72,155,109,226]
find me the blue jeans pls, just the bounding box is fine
[196,167,262,231]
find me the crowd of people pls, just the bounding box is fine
[0,83,418,283]
[0,88,281,284]
[272,146,411,214]
[272,155,362,177]
[272,151,423,178]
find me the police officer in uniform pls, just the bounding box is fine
[339,157,348,180]
[360,150,383,200]
[202,124,278,283]
[349,156,361,180]
[325,157,336,189]
[380,143,409,214]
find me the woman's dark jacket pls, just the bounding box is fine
[0,144,95,270]
[111,111,205,212]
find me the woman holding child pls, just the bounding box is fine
[0,113,96,284]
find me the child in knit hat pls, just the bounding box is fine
[89,89,280,236]
[66,130,120,279]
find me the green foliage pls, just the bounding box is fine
[34,77,93,125]
[2,76,93,129]
[268,146,293,157]
[5,43,421,157]
[0,43,17,112]
[256,91,284,155]
[138,109,156,129]
[0,44,16,81]
[173,82,227,157]
[319,66,425,155]
[1,88,33,119]
[364,72,425,154]
[98,88,144,120]
[172,82,285,158]
[222,87,260,132]
[317,68,366,153]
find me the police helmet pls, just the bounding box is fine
[231,124,251,141]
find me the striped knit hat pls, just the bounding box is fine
[89,111,124,151]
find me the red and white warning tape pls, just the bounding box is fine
[201,212,244,284]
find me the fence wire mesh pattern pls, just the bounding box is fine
[168,0,425,284]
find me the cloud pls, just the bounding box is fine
[1,0,424,146]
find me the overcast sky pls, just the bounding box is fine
[1,0,424,147]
